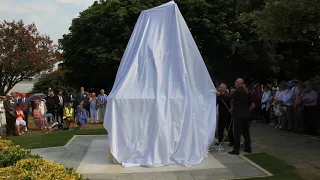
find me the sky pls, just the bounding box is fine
[0,0,96,44]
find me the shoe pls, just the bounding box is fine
[228,150,239,155]
[243,148,252,153]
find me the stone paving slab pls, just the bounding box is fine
[250,123,320,179]
[31,135,271,180]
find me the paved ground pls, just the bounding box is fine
[31,135,270,180]
[250,123,320,180]
[29,123,320,180]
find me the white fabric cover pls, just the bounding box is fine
[104,1,217,167]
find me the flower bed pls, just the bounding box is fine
[0,138,84,180]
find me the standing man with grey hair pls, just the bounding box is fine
[281,82,295,131]
[3,95,16,136]
[97,89,108,122]
[218,78,254,155]
[215,83,234,146]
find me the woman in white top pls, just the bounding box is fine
[273,85,285,128]
[261,85,272,123]
[39,99,47,115]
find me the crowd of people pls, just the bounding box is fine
[215,78,319,155]
[1,79,318,158]
[251,80,318,136]
[0,87,108,136]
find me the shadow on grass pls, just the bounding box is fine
[244,153,304,180]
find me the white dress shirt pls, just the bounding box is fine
[261,90,272,111]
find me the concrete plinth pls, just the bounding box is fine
[112,154,119,164]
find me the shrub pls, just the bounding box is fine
[0,158,83,180]
[0,138,40,168]
[0,138,84,179]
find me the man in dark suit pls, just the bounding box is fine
[217,78,254,155]
[229,78,254,155]
[55,91,65,123]
[76,87,89,107]
[11,92,19,103]
[76,87,89,118]
[46,92,56,122]
[3,95,16,136]
[18,93,31,129]
[215,83,234,146]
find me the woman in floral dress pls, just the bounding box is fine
[33,102,49,131]
[76,105,88,129]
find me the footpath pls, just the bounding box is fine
[251,123,320,180]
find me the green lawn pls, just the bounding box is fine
[244,153,304,180]
[5,128,107,149]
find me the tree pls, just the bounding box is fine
[59,0,246,90]
[31,69,76,94]
[0,20,60,95]
[249,0,320,80]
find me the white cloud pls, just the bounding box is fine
[0,0,96,44]
[56,0,95,7]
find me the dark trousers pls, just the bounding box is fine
[5,114,15,136]
[217,114,234,144]
[253,102,261,121]
[233,118,251,153]
[57,106,64,123]
[47,108,56,122]
[304,106,317,135]
[262,107,270,123]
[84,104,90,117]
[293,105,304,133]
[23,111,29,128]
[282,106,293,131]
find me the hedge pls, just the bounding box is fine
[0,138,41,168]
[0,158,83,180]
[0,138,84,180]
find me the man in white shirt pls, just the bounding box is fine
[261,85,272,123]
[280,82,295,131]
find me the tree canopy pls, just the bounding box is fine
[60,0,320,89]
[31,69,76,94]
[0,20,60,95]
[249,0,320,80]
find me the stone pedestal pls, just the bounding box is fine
[108,149,119,164]
[112,154,119,164]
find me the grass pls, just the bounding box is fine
[243,153,304,180]
[5,125,225,149]
[4,124,107,149]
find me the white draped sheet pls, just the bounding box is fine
[104,1,217,167]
